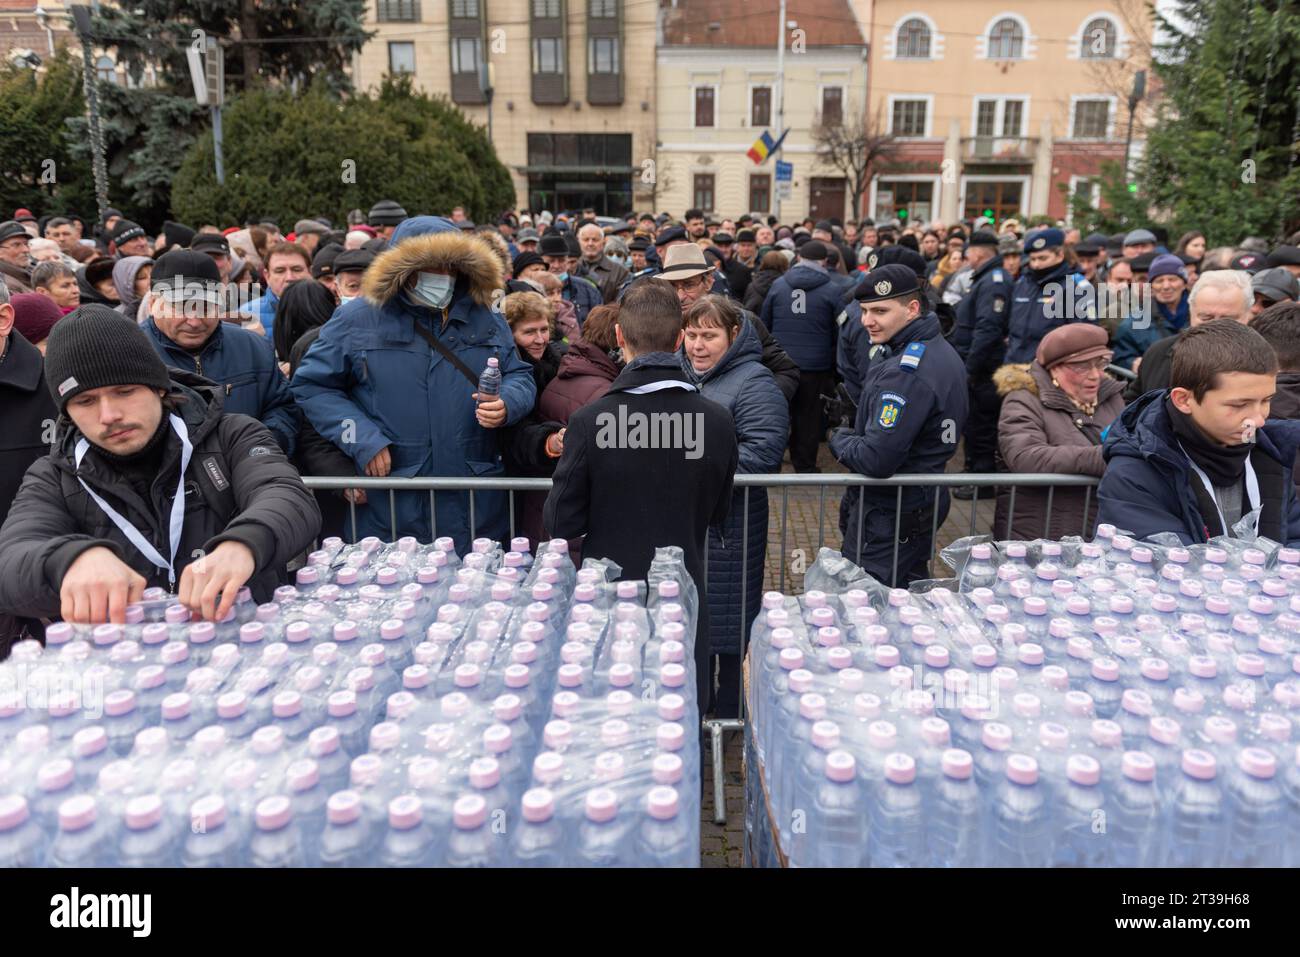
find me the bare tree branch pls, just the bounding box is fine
[811,107,900,215]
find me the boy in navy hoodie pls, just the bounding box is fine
[1097,320,1300,544]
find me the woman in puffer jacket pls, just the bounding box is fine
[538,304,622,424]
[681,295,789,718]
[992,323,1126,541]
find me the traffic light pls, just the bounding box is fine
[1127,184,1138,194]
[983,209,994,219]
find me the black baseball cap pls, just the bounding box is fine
[311,242,343,278]
[189,232,230,256]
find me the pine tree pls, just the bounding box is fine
[1087,0,1300,243]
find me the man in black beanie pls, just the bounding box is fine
[0,306,320,628]
[108,220,151,259]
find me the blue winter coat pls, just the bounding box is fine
[1005,262,1097,364]
[760,263,842,373]
[1097,390,1300,545]
[1112,291,1190,369]
[291,217,535,552]
[144,316,299,456]
[562,274,602,326]
[681,317,788,655]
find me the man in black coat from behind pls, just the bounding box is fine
[544,279,738,707]
[0,307,320,647]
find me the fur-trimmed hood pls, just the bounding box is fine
[993,362,1036,397]
[362,215,504,309]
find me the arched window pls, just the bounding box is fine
[95,55,118,84]
[896,18,931,58]
[1081,17,1117,58]
[987,18,1024,59]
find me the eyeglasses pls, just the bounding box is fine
[1059,356,1111,375]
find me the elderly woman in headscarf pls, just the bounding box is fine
[992,323,1127,541]
[111,255,152,322]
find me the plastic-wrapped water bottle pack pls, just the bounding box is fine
[748,531,1300,867]
[0,536,700,867]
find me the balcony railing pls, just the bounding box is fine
[961,136,1038,163]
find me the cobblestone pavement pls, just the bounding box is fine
[700,438,1006,866]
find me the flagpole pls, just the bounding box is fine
[774,0,787,224]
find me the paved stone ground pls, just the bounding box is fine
[700,439,1000,866]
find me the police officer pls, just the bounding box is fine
[829,264,968,587]
[953,229,1012,496]
[1001,227,1096,364]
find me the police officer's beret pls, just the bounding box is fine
[865,244,928,281]
[1023,228,1065,254]
[967,230,1000,249]
[853,264,921,303]
[655,225,687,247]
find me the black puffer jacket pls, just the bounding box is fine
[0,373,321,621]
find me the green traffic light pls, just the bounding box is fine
[899,209,908,219]
[983,209,994,219]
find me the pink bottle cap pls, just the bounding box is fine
[191,726,227,755]
[438,692,470,720]
[971,644,998,668]
[798,693,827,721]
[1175,686,1201,717]
[510,641,538,665]
[72,725,109,758]
[873,645,900,668]
[270,691,301,719]
[1039,722,1069,750]
[38,758,76,793]
[0,798,31,832]
[1065,691,1095,717]
[455,663,485,689]
[1010,692,1041,718]
[1237,747,1276,779]
[1006,753,1039,785]
[58,794,98,832]
[104,689,137,717]
[941,749,973,780]
[521,787,556,823]
[993,667,1019,692]
[1223,684,1257,712]
[387,691,418,721]
[1021,596,1048,618]
[1273,681,1300,709]
[961,695,993,721]
[1049,619,1075,640]
[920,717,951,747]
[1204,595,1231,616]
[551,691,580,718]
[133,726,169,757]
[982,723,1012,751]
[349,754,384,788]
[1067,754,1101,786]
[921,645,949,670]
[17,725,50,753]
[1258,633,1286,656]
[1257,714,1291,743]
[1235,654,1266,677]
[1036,563,1059,582]
[1200,717,1238,746]
[254,795,292,831]
[868,721,898,750]
[1121,689,1154,717]
[584,788,619,823]
[1090,657,1120,681]
[46,691,78,718]
[252,726,285,756]
[1017,643,1045,666]
[327,691,357,718]
[983,606,1009,626]
[1066,637,1093,661]
[658,693,687,722]
[308,727,340,758]
[543,720,572,750]
[284,758,319,793]
[311,644,339,668]
[1065,596,1090,617]
[1042,665,1070,691]
[883,752,916,784]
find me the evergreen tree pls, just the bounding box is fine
[1085,0,1300,243]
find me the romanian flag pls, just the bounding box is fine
[746,128,789,165]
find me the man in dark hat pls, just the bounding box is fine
[310,243,344,296]
[628,237,651,275]
[1266,244,1300,280]
[0,307,319,635]
[1073,233,1105,284]
[0,220,34,292]
[142,250,299,454]
[539,233,600,325]
[712,231,752,302]
[829,263,968,585]
[368,199,409,244]
[190,231,235,282]
[1231,251,1265,275]
[332,248,375,304]
[108,220,152,259]
[1003,227,1097,366]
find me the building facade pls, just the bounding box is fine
[353,0,658,216]
[655,0,868,223]
[856,0,1152,227]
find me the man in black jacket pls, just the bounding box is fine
[0,309,320,634]
[544,280,737,705]
[0,280,56,528]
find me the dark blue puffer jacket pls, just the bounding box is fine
[1097,390,1300,545]
[681,317,788,656]
[760,263,842,373]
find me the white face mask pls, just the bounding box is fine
[339,295,356,305]
[411,272,454,308]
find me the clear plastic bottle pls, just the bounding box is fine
[0,795,46,867]
[1160,748,1226,868]
[183,794,243,868]
[1109,751,1163,867]
[866,752,924,867]
[637,786,696,868]
[317,790,375,867]
[511,787,564,867]
[118,793,180,867]
[378,794,438,867]
[248,795,306,867]
[47,794,117,867]
[445,793,503,867]
[990,753,1053,867]
[1222,747,1287,867]
[1052,754,1108,867]
[926,749,982,867]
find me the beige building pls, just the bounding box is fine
[855,0,1154,226]
[352,0,658,215]
[655,0,869,223]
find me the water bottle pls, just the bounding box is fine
[1222,747,1287,866]
[33,758,80,832]
[102,689,146,756]
[377,794,438,867]
[926,749,982,867]
[315,790,375,867]
[117,793,180,867]
[248,795,306,867]
[0,795,47,867]
[637,786,696,868]
[960,544,998,592]
[1052,754,1108,867]
[47,794,117,867]
[866,753,924,867]
[990,753,1053,867]
[476,356,502,398]
[1158,748,1226,868]
[1109,751,1162,866]
[445,794,503,867]
[510,787,564,867]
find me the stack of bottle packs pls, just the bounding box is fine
[0,537,700,868]
[750,530,1300,867]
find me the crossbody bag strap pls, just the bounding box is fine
[410,317,481,388]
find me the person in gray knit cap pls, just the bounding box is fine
[0,305,319,631]
[367,199,408,244]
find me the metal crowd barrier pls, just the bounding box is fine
[302,472,1101,824]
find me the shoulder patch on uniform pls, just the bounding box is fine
[836,308,849,327]
[992,270,1004,282]
[878,392,907,429]
[993,295,1006,313]
[899,341,926,371]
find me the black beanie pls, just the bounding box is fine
[44,305,171,410]
[161,220,196,251]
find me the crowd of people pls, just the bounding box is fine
[2,199,1300,715]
